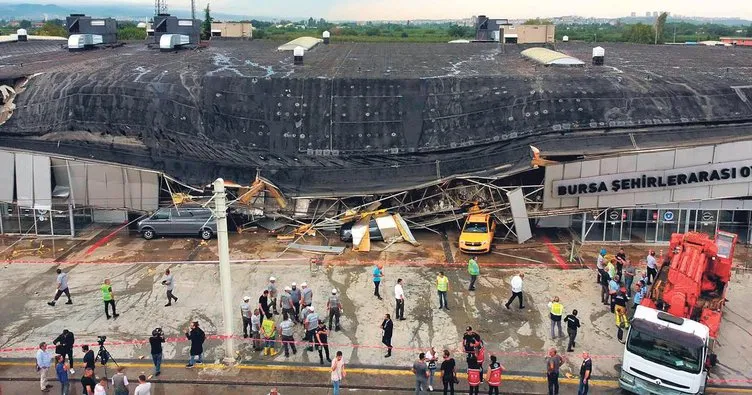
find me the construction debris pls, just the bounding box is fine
[286,243,345,255]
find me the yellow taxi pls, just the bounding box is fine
[459,212,496,254]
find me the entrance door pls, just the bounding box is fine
[657,209,679,242]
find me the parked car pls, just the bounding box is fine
[339,219,383,242]
[459,212,496,253]
[137,207,217,240]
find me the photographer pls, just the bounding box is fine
[149,328,166,376]
[82,345,95,370]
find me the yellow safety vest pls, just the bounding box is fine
[101,284,112,301]
[437,276,448,291]
[550,302,563,316]
[262,319,276,338]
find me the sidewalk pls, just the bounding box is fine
[0,359,621,394]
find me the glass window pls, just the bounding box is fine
[626,326,702,374]
[152,210,170,220]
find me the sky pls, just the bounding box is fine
[7,0,752,20]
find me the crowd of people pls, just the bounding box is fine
[34,252,638,395]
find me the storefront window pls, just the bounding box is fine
[657,209,679,242]
[697,210,717,238]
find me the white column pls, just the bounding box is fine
[213,178,235,363]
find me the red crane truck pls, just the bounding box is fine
[619,230,737,395]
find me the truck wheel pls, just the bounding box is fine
[200,229,213,240]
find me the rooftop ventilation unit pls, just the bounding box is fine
[293,46,305,65]
[151,14,200,49]
[592,46,605,66]
[322,30,330,44]
[16,29,28,42]
[562,35,569,42]
[65,15,117,51]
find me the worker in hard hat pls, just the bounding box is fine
[240,296,252,338]
[267,277,279,315]
[327,289,343,332]
[280,286,294,321]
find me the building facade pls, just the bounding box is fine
[542,140,752,244]
[210,22,253,39]
[720,37,752,46]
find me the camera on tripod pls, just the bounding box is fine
[97,335,107,346]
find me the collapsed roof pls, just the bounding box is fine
[1,40,752,197]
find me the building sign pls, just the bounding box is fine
[553,160,752,197]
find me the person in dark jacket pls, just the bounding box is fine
[381,314,393,358]
[53,329,75,370]
[185,321,206,368]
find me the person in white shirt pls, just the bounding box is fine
[161,268,178,307]
[134,374,151,395]
[331,351,346,395]
[394,278,406,321]
[504,273,525,309]
[36,342,53,392]
[645,250,658,285]
[94,378,107,395]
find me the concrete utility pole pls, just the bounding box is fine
[191,0,196,20]
[213,178,235,364]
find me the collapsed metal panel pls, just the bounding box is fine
[32,155,51,210]
[14,152,33,208]
[0,151,14,203]
[506,187,532,244]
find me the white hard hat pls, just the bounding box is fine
[291,282,297,286]
[301,282,307,287]
[269,276,276,281]
[331,289,337,294]
[284,286,292,291]
[243,296,250,301]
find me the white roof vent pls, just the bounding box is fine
[592,46,605,57]
[159,34,191,51]
[17,29,28,36]
[293,46,305,57]
[322,31,330,38]
[562,35,569,42]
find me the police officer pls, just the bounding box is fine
[304,306,319,352]
[267,277,279,315]
[279,312,296,357]
[280,287,294,321]
[290,282,302,322]
[548,296,564,339]
[301,282,313,308]
[327,289,342,331]
[315,321,331,365]
[240,296,252,338]
[564,309,581,352]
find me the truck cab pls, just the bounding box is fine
[620,306,710,395]
[459,212,496,254]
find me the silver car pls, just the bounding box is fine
[137,207,217,240]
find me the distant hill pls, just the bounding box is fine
[0,2,282,21]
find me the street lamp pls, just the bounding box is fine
[213,178,235,364]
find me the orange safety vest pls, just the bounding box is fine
[487,366,502,387]
[467,369,482,386]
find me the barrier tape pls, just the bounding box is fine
[0,332,620,359]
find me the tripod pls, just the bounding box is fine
[96,344,119,379]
